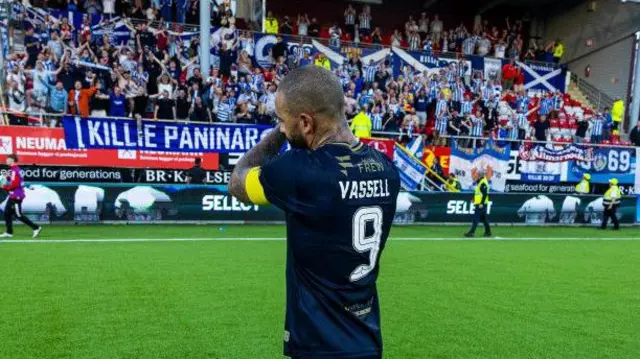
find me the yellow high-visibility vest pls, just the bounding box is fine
[575,179,590,194]
[611,100,624,123]
[265,18,279,34]
[473,177,490,205]
[350,112,372,138]
[603,185,621,205]
[315,58,331,70]
[447,178,460,192]
[553,44,564,58]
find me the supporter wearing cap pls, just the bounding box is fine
[601,178,621,230]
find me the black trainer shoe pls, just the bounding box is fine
[464,232,474,238]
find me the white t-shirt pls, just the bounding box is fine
[391,34,401,47]
[419,18,429,33]
[431,20,443,34]
[298,23,308,36]
[102,0,115,14]
[8,89,26,112]
[7,72,25,89]
[26,69,53,93]
[477,38,490,56]
[494,44,506,59]
[158,83,173,96]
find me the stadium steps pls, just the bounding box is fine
[567,83,596,112]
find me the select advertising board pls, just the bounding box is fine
[2,184,635,225]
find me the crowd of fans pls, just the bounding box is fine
[3,2,273,126]
[24,0,239,29]
[266,6,566,64]
[2,2,633,150]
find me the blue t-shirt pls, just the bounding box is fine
[259,143,400,358]
[109,94,127,117]
[24,35,40,55]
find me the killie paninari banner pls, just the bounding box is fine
[0,125,220,169]
[62,116,273,153]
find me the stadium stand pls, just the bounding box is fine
[2,2,629,150]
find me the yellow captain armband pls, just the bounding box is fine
[245,167,270,205]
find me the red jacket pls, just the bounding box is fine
[502,64,517,80]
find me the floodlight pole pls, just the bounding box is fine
[200,0,211,77]
[629,32,640,129]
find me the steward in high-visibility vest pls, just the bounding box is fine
[350,110,372,138]
[553,41,564,63]
[314,56,331,70]
[464,172,491,237]
[264,15,279,34]
[611,99,624,135]
[575,173,591,194]
[601,178,621,230]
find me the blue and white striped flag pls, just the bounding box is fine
[393,143,428,191]
[407,135,424,158]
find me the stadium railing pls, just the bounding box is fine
[3,108,633,149]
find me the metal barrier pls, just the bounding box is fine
[0,109,635,149]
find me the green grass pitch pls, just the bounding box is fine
[0,225,639,359]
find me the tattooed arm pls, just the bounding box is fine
[229,129,287,204]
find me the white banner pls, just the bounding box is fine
[484,58,502,81]
[449,141,510,192]
[450,154,509,192]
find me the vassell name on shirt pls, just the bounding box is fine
[339,179,391,200]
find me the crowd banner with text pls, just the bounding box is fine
[567,146,637,185]
[423,146,451,176]
[61,116,272,153]
[360,137,395,159]
[517,143,592,183]
[309,40,393,69]
[391,47,458,78]
[393,144,428,191]
[0,125,220,170]
[254,33,317,68]
[0,184,635,225]
[449,140,510,192]
[469,55,505,81]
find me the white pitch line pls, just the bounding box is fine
[0,237,639,244]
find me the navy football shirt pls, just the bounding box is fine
[258,142,400,358]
